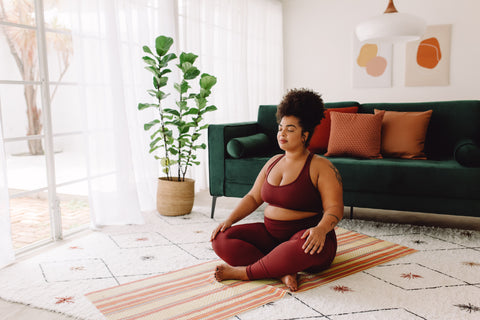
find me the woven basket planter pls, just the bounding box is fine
[156,177,195,216]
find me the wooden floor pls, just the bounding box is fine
[1,190,480,319]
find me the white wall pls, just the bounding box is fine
[282,0,480,103]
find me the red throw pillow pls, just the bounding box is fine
[308,106,359,154]
[325,111,385,159]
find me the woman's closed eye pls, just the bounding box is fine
[278,125,296,133]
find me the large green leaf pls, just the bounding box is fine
[156,91,165,100]
[149,145,160,153]
[180,80,190,93]
[176,100,188,109]
[200,74,217,90]
[164,108,180,117]
[160,53,177,67]
[145,66,159,76]
[144,119,160,130]
[138,103,157,110]
[174,81,190,94]
[184,67,200,80]
[159,68,172,76]
[149,137,161,148]
[199,88,210,99]
[142,46,153,55]
[166,135,175,145]
[205,105,217,112]
[192,133,200,141]
[191,143,207,151]
[195,97,207,109]
[177,61,191,73]
[179,52,198,65]
[158,76,168,88]
[173,83,180,93]
[183,108,199,116]
[142,56,157,66]
[158,92,170,100]
[178,139,187,148]
[150,129,162,140]
[155,36,174,56]
[179,125,190,134]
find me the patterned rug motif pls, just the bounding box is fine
[0,206,479,319]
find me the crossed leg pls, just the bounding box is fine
[212,223,337,291]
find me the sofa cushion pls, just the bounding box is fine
[308,106,359,154]
[226,133,271,158]
[329,157,480,200]
[375,109,433,159]
[325,111,385,159]
[454,139,480,167]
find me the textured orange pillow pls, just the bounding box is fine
[374,109,433,159]
[308,106,359,153]
[325,111,385,159]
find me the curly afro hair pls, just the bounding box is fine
[276,88,325,147]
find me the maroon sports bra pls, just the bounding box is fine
[261,153,323,213]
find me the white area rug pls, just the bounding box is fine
[0,206,479,319]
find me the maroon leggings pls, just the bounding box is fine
[212,215,337,280]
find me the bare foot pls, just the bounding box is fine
[214,264,249,282]
[280,273,298,291]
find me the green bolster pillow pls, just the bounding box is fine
[453,138,480,167]
[227,133,271,158]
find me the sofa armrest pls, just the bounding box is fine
[454,138,480,167]
[208,122,259,196]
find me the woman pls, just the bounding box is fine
[210,88,343,291]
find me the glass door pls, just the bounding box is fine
[0,0,90,251]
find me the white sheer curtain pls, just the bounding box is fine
[177,0,284,190]
[69,0,177,225]
[0,121,14,268]
[72,0,284,208]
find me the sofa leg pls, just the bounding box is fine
[210,196,218,219]
[350,206,354,219]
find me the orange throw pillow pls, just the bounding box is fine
[374,109,433,159]
[325,111,385,159]
[308,106,359,153]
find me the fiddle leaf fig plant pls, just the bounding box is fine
[138,35,217,181]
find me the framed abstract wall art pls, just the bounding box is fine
[353,36,392,88]
[405,24,452,86]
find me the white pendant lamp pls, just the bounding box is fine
[355,0,426,42]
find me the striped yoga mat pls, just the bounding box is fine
[86,227,416,319]
[85,260,286,320]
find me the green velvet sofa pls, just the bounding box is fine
[208,100,480,219]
